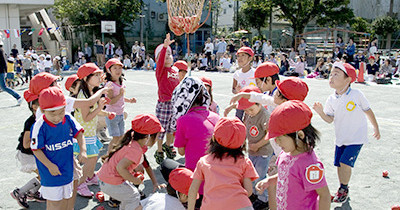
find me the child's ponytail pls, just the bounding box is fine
[101,129,147,162]
[286,124,320,152]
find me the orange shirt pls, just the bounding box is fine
[192,154,259,210]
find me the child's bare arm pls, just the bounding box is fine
[188,179,202,210]
[364,109,380,140]
[144,165,166,192]
[316,186,331,210]
[255,174,277,194]
[80,98,107,122]
[224,104,237,117]
[73,87,109,109]
[230,92,251,105]
[116,158,143,185]
[75,132,87,164]
[22,131,31,149]
[243,177,253,197]
[32,149,61,176]
[312,102,334,123]
[232,79,240,94]
[177,147,185,156]
[124,97,136,103]
[108,88,124,105]
[249,134,269,152]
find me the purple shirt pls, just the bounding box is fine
[174,106,220,171]
[276,150,327,210]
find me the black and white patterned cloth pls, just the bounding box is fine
[171,76,210,131]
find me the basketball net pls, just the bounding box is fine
[167,0,211,57]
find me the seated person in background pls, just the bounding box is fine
[123,55,132,69]
[219,53,231,72]
[144,54,155,71]
[197,54,208,71]
[366,55,379,81]
[307,58,326,78]
[354,50,365,70]
[135,56,144,70]
[379,59,393,78]
[332,47,343,61]
[279,53,289,75]
[287,56,305,77]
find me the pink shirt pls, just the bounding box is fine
[105,81,126,115]
[209,101,219,114]
[192,154,259,210]
[156,47,180,102]
[174,106,220,171]
[276,150,327,210]
[97,141,143,185]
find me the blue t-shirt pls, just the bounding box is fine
[30,113,83,187]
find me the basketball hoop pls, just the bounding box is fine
[167,0,212,56]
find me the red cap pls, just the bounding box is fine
[29,72,59,95]
[65,74,79,90]
[39,87,66,111]
[237,86,261,110]
[77,63,103,79]
[252,62,279,79]
[173,60,188,71]
[131,114,165,134]
[23,90,38,102]
[275,77,309,101]
[266,100,312,139]
[332,62,357,83]
[368,55,375,60]
[200,76,212,88]
[105,58,123,70]
[214,117,246,149]
[236,47,254,57]
[169,168,196,196]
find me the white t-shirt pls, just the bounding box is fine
[233,68,256,89]
[324,88,370,146]
[36,96,76,119]
[205,43,214,53]
[263,44,273,56]
[369,46,377,55]
[140,193,186,210]
[220,57,231,69]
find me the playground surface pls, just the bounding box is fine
[1,70,400,209]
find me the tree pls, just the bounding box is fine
[53,0,142,52]
[372,16,400,49]
[239,0,271,38]
[350,17,371,33]
[270,0,354,36]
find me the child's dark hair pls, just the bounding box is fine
[259,74,280,85]
[285,124,320,152]
[101,129,148,162]
[69,80,80,98]
[105,65,124,84]
[192,88,204,108]
[27,99,39,113]
[207,137,244,163]
[166,183,178,198]
[276,90,288,101]
[205,85,214,103]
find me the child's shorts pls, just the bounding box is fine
[99,180,140,210]
[155,101,174,140]
[16,67,22,73]
[16,150,37,173]
[39,181,73,201]
[334,144,363,167]
[6,72,14,80]
[73,136,103,158]
[105,114,125,137]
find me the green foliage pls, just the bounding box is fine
[239,0,271,37]
[372,16,400,36]
[350,17,371,33]
[270,0,354,34]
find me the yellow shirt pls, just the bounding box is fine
[74,90,98,137]
[6,62,14,73]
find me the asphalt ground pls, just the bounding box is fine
[1,69,400,209]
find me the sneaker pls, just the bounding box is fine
[97,129,111,142]
[332,187,349,203]
[86,174,99,186]
[10,188,29,208]
[77,182,94,198]
[108,197,121,208]
[252,197,269,210]
[26,191,46,203]
[17,97,23,106]
[154,151,165,165]
[162,143,177,159]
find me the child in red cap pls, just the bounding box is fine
[11,90,44,208]
[154,33,180,164]
[65,74,80,97]
[31,87,87,209]
[104,58,136,153]
[313,62,380,203]
[232,47,256,120]
[188,117,259,210]
[140,167,195,209]
[173,60,188,82]
[366,55,379,82]
[200,76,219,114]
[97,114,164,210]
[256,100,331,210]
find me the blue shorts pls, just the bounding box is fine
[6,73,14,80]
[105,114,125,137]
[73,136,103,158]
[334,144,363,167]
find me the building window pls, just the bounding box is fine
[151,11,156,19]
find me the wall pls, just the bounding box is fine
[0,4,21,56]
[350,0,400,20]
